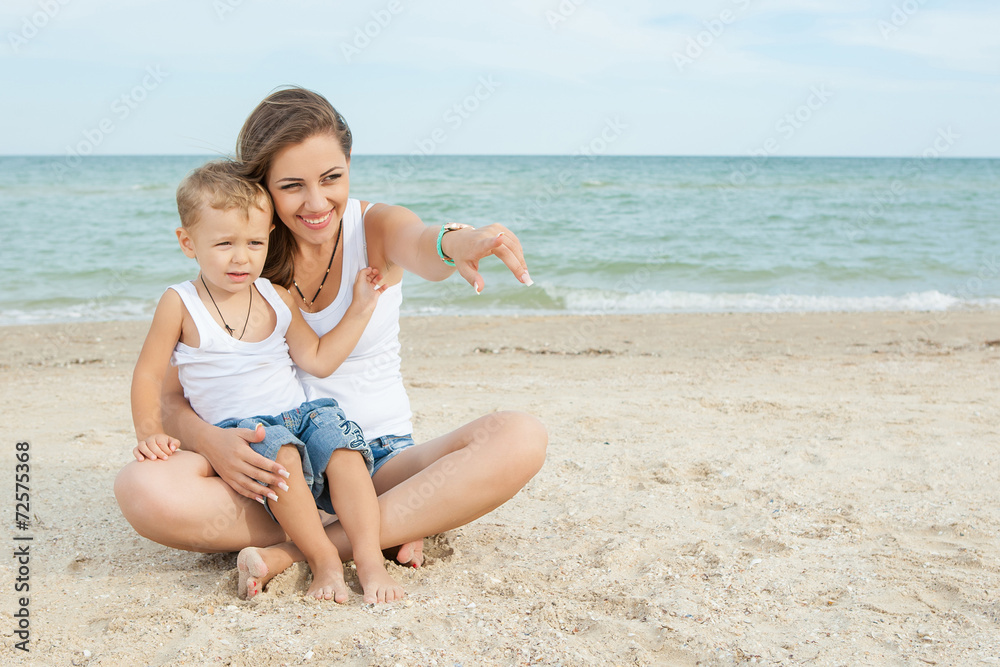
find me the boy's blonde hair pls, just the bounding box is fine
[176,159,271,229]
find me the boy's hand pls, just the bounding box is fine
[351,267,383,314]
[133,434,180,461]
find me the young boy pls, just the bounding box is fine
[130,160,403,604]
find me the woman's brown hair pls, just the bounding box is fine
[235,87,353,288]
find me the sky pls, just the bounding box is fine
[2,0,999,157]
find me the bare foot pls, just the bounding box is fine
[355,557,406,604]
[306,556,350,602]
[386,538,424,568]
[237,546,296,599]
[237,547,270,600]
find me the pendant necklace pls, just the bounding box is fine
[293,220,342,309]
[201,275,253,340]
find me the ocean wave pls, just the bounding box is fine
[552,288,1000,314]
[399,285,1000,317]
[6,289,999,325]
[0,300,156,326]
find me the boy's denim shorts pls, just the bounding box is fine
[215,398,372,520]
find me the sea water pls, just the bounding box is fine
[1,154,997,325]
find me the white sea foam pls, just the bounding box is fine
[400,286,1000,317]
[554,288,999,314]
[0,301,156,326]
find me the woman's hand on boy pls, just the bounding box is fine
[199,423,290,503]
[133,434,180,462]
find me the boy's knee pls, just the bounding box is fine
[325,447,366,474]
[327,447,360,465]
[275,444,303,471]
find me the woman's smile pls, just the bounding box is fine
[297,208,335,229]
[267,134,352,242]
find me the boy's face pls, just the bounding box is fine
[176,203,273,295]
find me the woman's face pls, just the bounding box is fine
[266,133,351,247]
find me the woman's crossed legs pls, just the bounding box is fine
[114,411,547,591]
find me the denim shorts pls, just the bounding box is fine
[369,433,417,475]
[215,398,372,519]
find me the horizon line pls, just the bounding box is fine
[2,153,998,160]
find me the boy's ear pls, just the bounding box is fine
[176,227,197,258]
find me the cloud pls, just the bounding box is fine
[2,0,997,155]
[831,6,1000,75]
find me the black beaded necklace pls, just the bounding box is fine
[293,221,342,309]
[200,275,253,340]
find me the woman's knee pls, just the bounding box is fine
[505,410,548,473]
[114,461,176,536]
[114,456,260,551]
[477,410,547,475]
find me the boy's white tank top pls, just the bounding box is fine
[170,277,306,425]
[297,199,413,439]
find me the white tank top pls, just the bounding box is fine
[297,199,413,438]
[170,278,306,425]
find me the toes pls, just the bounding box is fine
[247,579,260,599]
[308,584,336,600]
[362,583,405,604]
[411,542,424,567]
[395,540,424,568]
[237,547,270,599]
[308,578,349,602]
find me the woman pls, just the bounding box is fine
[114,88,547,589]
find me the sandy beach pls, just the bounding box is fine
[1,311,998,665]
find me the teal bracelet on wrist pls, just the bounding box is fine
[436,225,455,266]
[436,223,471,266]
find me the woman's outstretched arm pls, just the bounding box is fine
[363,203,533,293]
